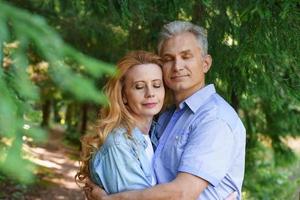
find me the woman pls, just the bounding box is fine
[76,51,165,194]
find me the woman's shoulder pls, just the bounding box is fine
[91,127,129,164]
[92,127,144,160]
[101,127,129,148]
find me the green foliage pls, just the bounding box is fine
[0,172,30,199]
[0,1,114,183]
[244,164,299,200]
[64,129,82,146]
[244,143,300,199]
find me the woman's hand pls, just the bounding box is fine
[84,178,107,200]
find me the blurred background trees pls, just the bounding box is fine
[0,0,299,199]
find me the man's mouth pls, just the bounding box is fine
[171,74,189,80]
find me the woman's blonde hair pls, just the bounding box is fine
[75,50,163,187]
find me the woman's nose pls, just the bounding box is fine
[145,87,155,98]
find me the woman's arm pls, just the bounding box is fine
[89,142,152,194]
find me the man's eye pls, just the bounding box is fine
[183,54,192,59]
[163,57,173,62]
[153,84,161,88]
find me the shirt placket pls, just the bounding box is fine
[153,108,185,165]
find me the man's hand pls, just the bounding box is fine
[84,178,107,200]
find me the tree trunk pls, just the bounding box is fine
[192,1,205,24]
[53,100,61,123]
[65,103,73,128]
[231,89,239,111]
[41,100,51,127]
[80,104,89,135]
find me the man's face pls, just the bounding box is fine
[161,32,212,102]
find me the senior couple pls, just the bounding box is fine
[76,20,246,200]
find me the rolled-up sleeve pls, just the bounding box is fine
[89,143,151,194]
[178,118,235,187]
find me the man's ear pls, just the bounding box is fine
[203,54,212,73]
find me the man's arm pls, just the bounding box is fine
[101,172,208,200]
[87,175,237,200]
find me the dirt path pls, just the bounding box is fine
[21,128,86,200]
[1,129,300,199]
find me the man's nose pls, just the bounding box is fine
[173,57,184,72]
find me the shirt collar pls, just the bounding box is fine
[179,84,216,113]
[132,125,156,149]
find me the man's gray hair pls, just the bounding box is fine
[158,21,208,56]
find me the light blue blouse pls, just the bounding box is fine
[89,127,156,194]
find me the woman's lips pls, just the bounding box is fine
[142,103,157,108]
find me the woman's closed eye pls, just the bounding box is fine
[153,83,162,88]
[153,80,162,88]
[135,83,145,89]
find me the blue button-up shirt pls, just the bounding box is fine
[152,84,246,200]
[90,127,156,194]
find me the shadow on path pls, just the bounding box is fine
[21,127,85,200]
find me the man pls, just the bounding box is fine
[87,21,246,200]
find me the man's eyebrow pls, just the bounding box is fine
[162,49,192,56]
[180,49,192,54]
[162,52,173,57]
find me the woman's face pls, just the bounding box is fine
[123,63,165,120]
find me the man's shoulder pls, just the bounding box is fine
[196,93,244,131]
[210,94,237,117]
